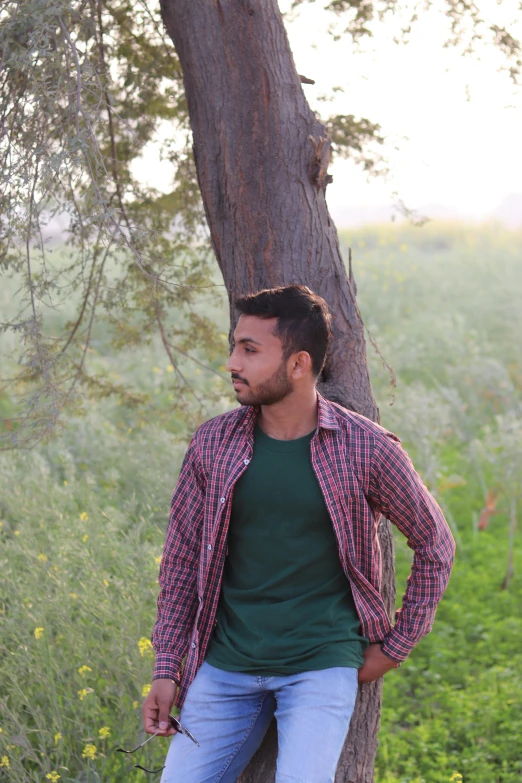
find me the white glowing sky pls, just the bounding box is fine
[132,1,522,223]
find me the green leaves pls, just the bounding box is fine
[325,113,385,173]
[0,0,214,448]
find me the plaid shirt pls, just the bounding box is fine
[152,393,455,707]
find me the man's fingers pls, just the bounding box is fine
[142,699,159,734]
[158,700,174,734]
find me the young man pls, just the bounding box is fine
[143,285,455,783]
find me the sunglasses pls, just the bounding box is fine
[116,714,199,774]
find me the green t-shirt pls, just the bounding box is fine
[205,424,368,674]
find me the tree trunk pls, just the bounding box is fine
[159,1,396,779]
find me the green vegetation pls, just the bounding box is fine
[1,222,521,782]
[343,222,522,783]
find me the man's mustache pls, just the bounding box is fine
[231,374,249,386]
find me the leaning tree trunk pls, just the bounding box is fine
[160,1,396,780]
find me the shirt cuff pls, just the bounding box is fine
[152,652,182,682]
[380,628,415,662]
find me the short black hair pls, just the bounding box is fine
[234,285,332,377]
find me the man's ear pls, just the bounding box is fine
[291,351,313,379]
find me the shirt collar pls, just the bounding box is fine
[237,404,258,435]
[316,392,341,431]
[236,390,340,435]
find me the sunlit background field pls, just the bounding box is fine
[1,221,521,783]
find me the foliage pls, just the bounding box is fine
[0,413,192,782]
[379,517,522,782]
[340,221,522,781]
[291,0,522,82]
[0,0,219,447]
[1,222,521,782]
[0,268,231,445]
[326,114,385,174]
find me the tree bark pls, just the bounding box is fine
[159,1,396,780]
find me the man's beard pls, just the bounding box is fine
[235,361,293,407]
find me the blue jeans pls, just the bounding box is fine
[160,662,358,783]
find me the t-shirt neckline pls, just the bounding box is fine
[254,423,315,453]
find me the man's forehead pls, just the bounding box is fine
[233,315,279,343]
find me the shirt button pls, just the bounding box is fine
[191,642,196,649]
[244,459,250,465]
[207,544,212,551]
[220,497,225,503]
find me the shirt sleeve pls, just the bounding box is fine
[367,432,456,662]
[151,432,206,681]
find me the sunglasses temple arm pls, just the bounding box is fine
[136,730,161,750]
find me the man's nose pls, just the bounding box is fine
[225,349,241,373]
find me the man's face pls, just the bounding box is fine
[225,315,293,406]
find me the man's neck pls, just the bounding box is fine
[257,387,318,441]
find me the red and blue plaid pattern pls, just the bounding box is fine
[152,393,455,707]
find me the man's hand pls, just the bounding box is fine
[358,643,400,684]
[142,679,178,736]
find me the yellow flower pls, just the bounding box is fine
[34,627,45,639]
[142,684,151,697]
[449,775,463,783]
[37,553,48,562]
[132,700,139,709]
[78,665,92,677]
[53,732,62,745]
[103,579,109,587]
[77,688,94,701]
[98,726,111,739]
[82,534,88,543]
[14,530,20,536]
[154,556,162,565]
[0,755,9,768]
[69,593,78,600]
[138,637,153,657]
[166,365,174,373]
[63,480,68,485]
[81,743,97,760]
[153,367,160,373]
[46,772,61,782]
[79,512,89,521]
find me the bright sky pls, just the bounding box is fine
[284,0,522,223]
[133,1,522,225]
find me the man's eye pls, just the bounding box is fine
[245,347,255,353]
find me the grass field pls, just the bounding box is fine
[1,221,521,782]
